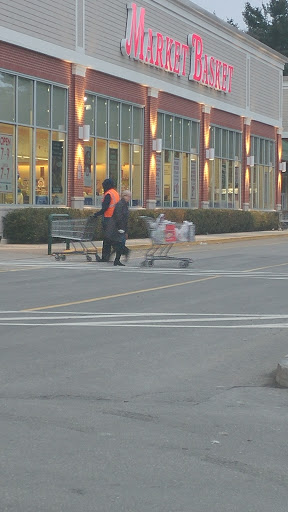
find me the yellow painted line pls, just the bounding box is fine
[245,261,288,272]
[22,275,219,311]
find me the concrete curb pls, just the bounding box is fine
[276,356,288,387]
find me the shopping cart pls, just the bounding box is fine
[140,216,195,267]
[51,217,101,262]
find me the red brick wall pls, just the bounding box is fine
[0,41,70,85]
[210,108,242,131]
[85,69,146,105]
[158,92,201,120]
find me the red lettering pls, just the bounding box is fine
[202,54,209,85]
[155,32,164,68]
[192,34,203,81]
[215,60,221,89]
[164,37,174,71]
[181,44,189,76]
[227,65,234,93]
[221,62,228,91]
[209,57,215,87]
[145,28,154,64]
[173,40,181,74]
[121,3,145,60]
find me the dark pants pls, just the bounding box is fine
[102,218,113,262]
[114,234,129,262]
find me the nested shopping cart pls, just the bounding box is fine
[140,216,195,268]
[51,217,101,261]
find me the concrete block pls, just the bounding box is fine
[275,355,288,387]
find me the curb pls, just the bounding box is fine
[276,356,288,387]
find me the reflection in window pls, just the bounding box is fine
[36,82,50,128]
[0,72,15,123]
[96,139,107,207]
[18,77,33,125]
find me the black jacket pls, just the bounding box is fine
[106,198,129,242]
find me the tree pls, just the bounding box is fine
[242,1,288,74]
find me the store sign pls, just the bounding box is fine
[121,3,234,93]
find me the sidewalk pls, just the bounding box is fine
[0,230,288,260]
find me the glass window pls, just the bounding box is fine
[52,133,65,205]
[0,72,15,123]
[84,94,95,136]
[109,101,120,140]
[109,141,119,187]
[36,82,50,128]
[191,121,199,153]
[133,107,143,142]
[18,77,33,125]
[121,104,132,142]
[83,140,94,205]
[35,129,49,205]
[164,115,173,149]
[183,119,191,152]
[17,126,32,204]
[96,97,107,138]
[132,145,142,206]
[157,113,163,139]
[174,117,182,151]
[52,86,66,131]
[164,150,172,205]
[0,123,15,204]
[121,142,130,190]
[96,139,107,207]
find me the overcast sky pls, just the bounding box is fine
[192,0,265,30]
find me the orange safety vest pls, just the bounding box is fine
[103,188,120,217]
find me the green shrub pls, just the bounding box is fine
[3,207,279,244]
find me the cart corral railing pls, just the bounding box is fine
[48,213,70,255]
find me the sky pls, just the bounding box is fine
[192,0,265,30]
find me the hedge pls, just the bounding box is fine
[2,207,279,244]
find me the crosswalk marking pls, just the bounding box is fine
[1,311,288,328]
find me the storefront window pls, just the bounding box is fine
[85,94,144,206]
[209,126,242,209]
[18,77,33,125]
[52,132,65,205]
[157,112,199,208]
[83,139,93,206]
[96,139,107,206]
[36,129,49,205]
[0,71,67,206]
[36,82,50,128]
[0,123,15,204]
[17,125,32,204]
[0,72,15,123]
[250,136,275,210]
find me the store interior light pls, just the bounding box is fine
[152,138,162,153]
[205,148,215,160]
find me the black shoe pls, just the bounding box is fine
[114,260,125,266]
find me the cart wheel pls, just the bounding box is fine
[54,254,60,261]
[95,254,101,262]
[179,260,189,268]
[148,260,154,267]
[61,255,66,261]
[86,255,92,262]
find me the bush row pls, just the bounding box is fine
[2,207,279,244]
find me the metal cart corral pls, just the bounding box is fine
[51,217,101,261]
[140,216,195,267]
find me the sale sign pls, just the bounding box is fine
[0,134,13,193]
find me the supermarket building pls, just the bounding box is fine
[0,0,287,227]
